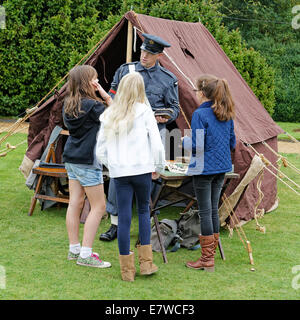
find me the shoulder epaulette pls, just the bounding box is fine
[160,66,177,81]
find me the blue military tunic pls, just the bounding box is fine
[109,61,179,126]
[106,60,179,217]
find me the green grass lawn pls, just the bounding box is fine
[276,122,300,141]
[0,133,300,300]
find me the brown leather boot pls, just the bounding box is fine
[119,251,136,282]
[186,235,215,272]
[137,244,158,275]
[213,233,220,255]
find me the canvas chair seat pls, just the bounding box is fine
[28,126,69,216]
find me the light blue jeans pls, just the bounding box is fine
[65,163,103,187]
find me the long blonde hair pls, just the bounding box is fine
[196,74,235,121]
[102,72,147,139]
[64,65,102,117]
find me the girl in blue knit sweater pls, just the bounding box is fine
[182,74,236,272]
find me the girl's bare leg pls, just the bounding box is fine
[66,179,85,245]
[82,184,106,248]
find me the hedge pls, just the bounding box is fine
[0,0,276,118]
[219,0,300,122]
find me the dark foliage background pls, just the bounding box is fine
[1,0,296,121]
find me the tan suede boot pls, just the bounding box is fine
[137,244,158,275]
[213,233,220,255]
[119,251,136,282]
[186,235,215,272]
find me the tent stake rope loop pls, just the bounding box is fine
[284,131,300,146]
[262,141,300,175]
[245,142,300,196]
[0,139,27,157]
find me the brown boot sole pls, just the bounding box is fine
[121,277,135,282]
[140,268,158,275]
[185,263,215,272]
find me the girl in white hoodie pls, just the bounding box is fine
[96,72,165,281]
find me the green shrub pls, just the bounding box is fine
[0,0,113,116]
[219,0,300,121]
[0,0,276,118]
[247,39,300,122]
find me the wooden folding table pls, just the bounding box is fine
[150,170,239,263]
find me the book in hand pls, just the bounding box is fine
[154,108,174,119]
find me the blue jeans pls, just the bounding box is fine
[114,173,152,255]
[65,163,103,187]
[192,173,225,236]
[106,178,118,216]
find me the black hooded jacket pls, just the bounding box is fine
[62,98,105,165]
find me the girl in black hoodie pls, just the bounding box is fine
[63,65,112,268]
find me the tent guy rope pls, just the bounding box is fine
[245,142,300,196]
[222,193,254,266]
[253,169,266,233]
[262,141,300,175]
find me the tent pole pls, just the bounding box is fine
[126,20,133,63]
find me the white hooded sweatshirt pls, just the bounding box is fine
[96,102,165,178]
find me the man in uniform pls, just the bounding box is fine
[99,33,179,241]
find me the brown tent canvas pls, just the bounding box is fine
[22,11,284,224]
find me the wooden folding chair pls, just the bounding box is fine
[28,130,69,216]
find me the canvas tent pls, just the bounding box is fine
[21,11,284,224]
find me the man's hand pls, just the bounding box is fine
[155,116,168,123]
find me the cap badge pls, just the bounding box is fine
[149,40,154,45]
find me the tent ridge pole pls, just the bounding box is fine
[126,20,133,63]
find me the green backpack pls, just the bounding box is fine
[176,209,201,250]
[150,219,179,252]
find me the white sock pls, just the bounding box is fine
[80,246,92,259]
[69,243,81,254]
[111,215,118,226]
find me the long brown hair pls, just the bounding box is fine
[64,65,101,117]
[196,74,235,121]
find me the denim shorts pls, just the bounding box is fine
[65,163,103,187]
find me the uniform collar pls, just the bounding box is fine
[136,61,159,72]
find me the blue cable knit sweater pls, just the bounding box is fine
[182,100,236,175]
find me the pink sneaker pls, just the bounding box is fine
[76,253,111,268]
